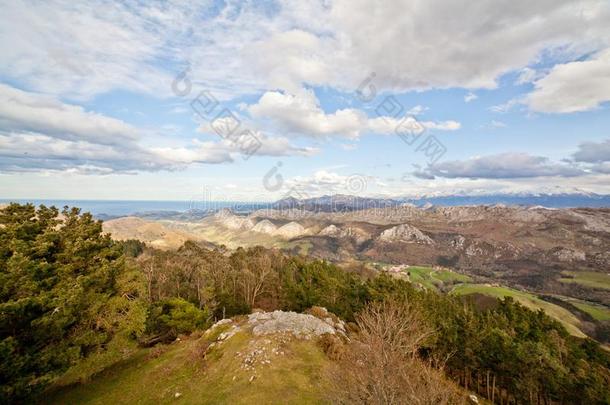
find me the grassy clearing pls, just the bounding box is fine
[570,301,610,321]
[559,271,610,290]
[405,266,472,290]
[545,294,610,322]
[451,284,586,338]
[431,269,472,284]
[405,267,438,289]
[47,329,330,405]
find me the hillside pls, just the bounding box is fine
[102,217,196,250]
[46,311,341,404]
[4,204,610,404]
[103,206,610,303]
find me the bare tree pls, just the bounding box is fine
[328,300,465,405]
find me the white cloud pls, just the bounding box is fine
[3,1,609,99]
[249,90,460,138]
[0,84,316,173]
[526,48,610,113]
[0,83,139,146]
[0,1,176,99]
[248,90,365,138]
[464,92,477,103]
[283,170,376,196]
[490,120,507,128]
[514,67,541,85]
[340,143,358,151]
[367,116,460,133]
[392,174,610,198]
[325,0,610,92]
[489,98,522,113]
[407,105,428,115]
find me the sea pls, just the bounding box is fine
[0,199,267,218]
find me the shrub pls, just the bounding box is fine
[145,298,210,343]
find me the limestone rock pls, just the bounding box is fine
[252,219,278,234]
[378,223,433,244]
[248,310,338,339]
[274,221,306,239]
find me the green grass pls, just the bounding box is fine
[451,283,586,338]
[46,329,331,405]
[405,267,438,289]
[431,269,472,284]
[545,294,610,322]
[401,266,472,290]
[559,271,610,290]
[569,301,610,321]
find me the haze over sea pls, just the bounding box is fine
[0,199,250,217]
[2,193,610,218]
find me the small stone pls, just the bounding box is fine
[249,375,256,382]
[175,392,182,398]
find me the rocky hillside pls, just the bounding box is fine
[102,206,610,306]
[102,216,195,250]
[47,309,346,404]
[377,223,434,244]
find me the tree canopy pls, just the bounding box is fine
[0,204,146,401]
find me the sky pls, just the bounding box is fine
[0,0,609,202]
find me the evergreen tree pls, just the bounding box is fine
[0,204,146,401]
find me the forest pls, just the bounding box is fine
[1,203,609,404]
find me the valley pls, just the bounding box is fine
[103,202,610,344]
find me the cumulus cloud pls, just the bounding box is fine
[248,90,460,138]
[415,152,585,179]
[283,170,376,196]
[0,131,237,174]
[526,48,610,113]
[325,0,610,92]
[248,90,365,138]
[0,84,140,146]
[0,84,316,173]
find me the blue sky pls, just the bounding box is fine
[0,0,609,201]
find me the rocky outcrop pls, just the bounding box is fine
[318,224,371,243]
[377,223,433,244]
[450,235,466,249]
[550,247,586,262]
[252,219,278,234]
[213,209,255,230]
[465,241,495,257]
[247,310,343,339]
[274,222,307,239]
[223,215,255,231]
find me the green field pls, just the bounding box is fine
[451,283,586,338]
[559,271,610,290]
[396,266,472,290]
[571,301,610,321]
